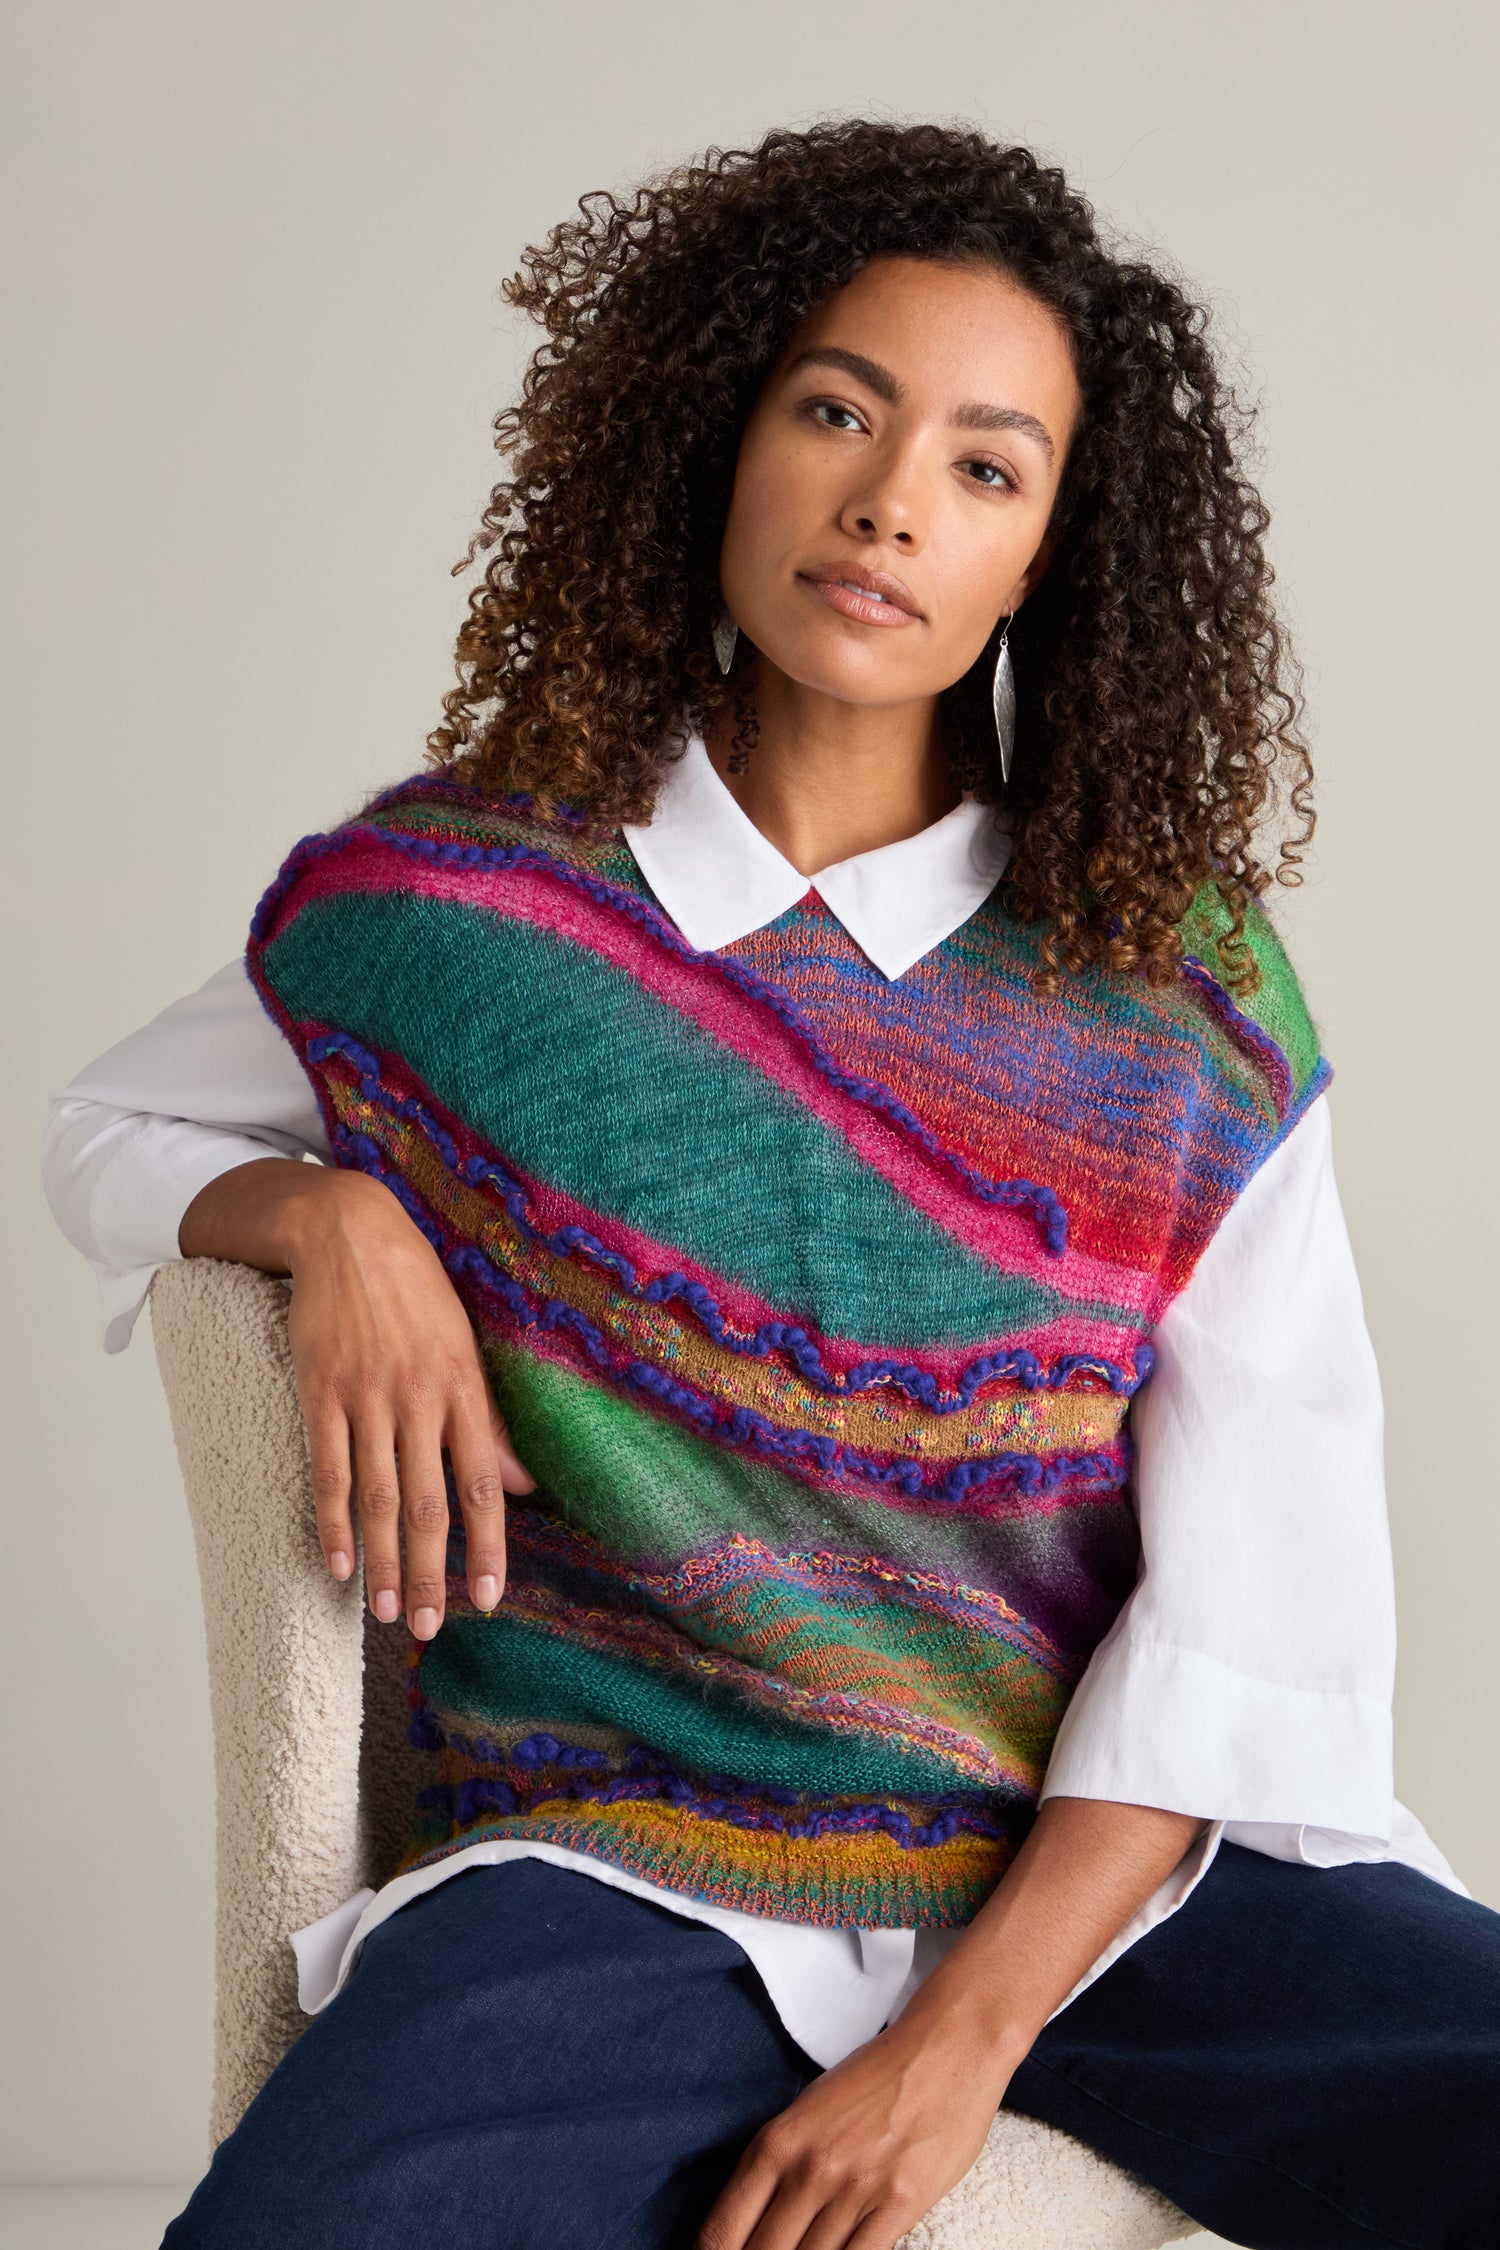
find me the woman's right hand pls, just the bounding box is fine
[178,1156,536,1639]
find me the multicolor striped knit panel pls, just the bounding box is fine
[246,774,1327,1928]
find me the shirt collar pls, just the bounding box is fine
[620,726,1012,981]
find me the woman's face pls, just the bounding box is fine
[718,255,1081,710]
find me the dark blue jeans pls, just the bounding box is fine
[162,1845,1500,2249]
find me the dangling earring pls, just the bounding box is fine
[992,612,1017,786]
[713,596,754,775]
[712,601,739,677]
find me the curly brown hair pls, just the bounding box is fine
[425,117,1313,996]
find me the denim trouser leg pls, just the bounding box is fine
[1004,1841,1500,2249]
[161,1861,818,2250]
[162,1843,1500,2250]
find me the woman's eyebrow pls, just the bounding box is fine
[781,344,1055,465]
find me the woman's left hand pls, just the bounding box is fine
[694,2005,1021,2250]
[694,1796,1208,2248]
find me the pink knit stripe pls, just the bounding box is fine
[289,840,1163,1325]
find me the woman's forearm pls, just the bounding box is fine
[178,1154,393,1272]
[697,1796,1209,2248]
[896,1795,1208,2074]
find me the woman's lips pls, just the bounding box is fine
[797,573,919,627]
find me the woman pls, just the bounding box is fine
[43,120,1498,2249]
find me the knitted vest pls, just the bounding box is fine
[247,769,1327,1928]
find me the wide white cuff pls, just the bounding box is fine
[41,953,334,1352]
[42,1099,316,1353]
[1039,1629,1395,1837]
[1221,1800,1471,1897]
[90,1121,293,1354]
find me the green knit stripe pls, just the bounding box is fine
[484,1336,1123,1605]
[262,888,1100,1346]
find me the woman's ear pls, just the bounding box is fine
[1005,531,1056,613]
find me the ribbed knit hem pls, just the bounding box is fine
[395,1801,1021,1928]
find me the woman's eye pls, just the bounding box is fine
[810,400,863,432]
[965,460,1016,493]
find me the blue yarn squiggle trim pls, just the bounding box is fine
[252,819,1069,1254]
[411,1725,1013,1851]
[325,1106,1128,1508]
[1180,955,1296,1111]
[1180,955,1335,1171]
[305,1028,1150,1402]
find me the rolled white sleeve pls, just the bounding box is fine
[40,957,329,1353]
[1040,1092,1400,1839]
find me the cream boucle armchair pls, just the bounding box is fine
[149,1255,1197,2250]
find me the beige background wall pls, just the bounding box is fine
[5,0,1495,2192]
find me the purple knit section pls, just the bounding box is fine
[1273,1052,1334,1151]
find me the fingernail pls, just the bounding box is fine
[329,1551,352,1580]
[474,1575,499,1611]
[412,1606,440,1640]
[373,1589,400,1623]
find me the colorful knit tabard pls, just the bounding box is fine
[246,770,1327,1928]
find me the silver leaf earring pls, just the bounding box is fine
[712,602,739,677]
[992,612,1017,785]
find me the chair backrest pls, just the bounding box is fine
[148,1255,1196,2247]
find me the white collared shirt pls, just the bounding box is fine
[39,729,1467,2065]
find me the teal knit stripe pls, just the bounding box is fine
[419,1608,1046,1801]
[262,887,1125,1348]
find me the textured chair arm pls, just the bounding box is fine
[149,1257,366,2149]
